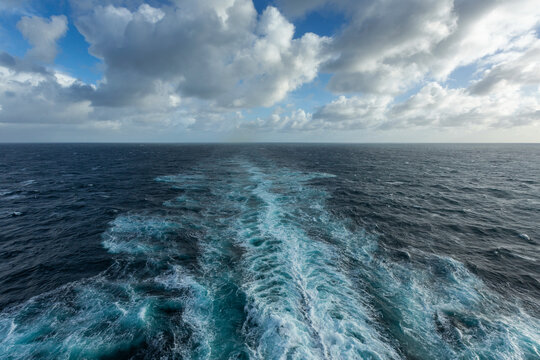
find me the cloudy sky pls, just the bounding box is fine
[0,0,539,142]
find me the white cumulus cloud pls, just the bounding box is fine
[75,1,329,109]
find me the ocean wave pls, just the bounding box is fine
[1,156,538,359]
[0,273,212,359]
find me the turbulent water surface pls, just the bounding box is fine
[0,144,539,359]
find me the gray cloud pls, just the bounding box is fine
[0,54,93,124]
[326,0,456,94]
[16,15,68,63]
[283,0,540,97]
[1,0,540,139]
[388,82,540,129]
[243,73,540,132]
[470,44,540,95]
[2,1,330,131]
[74,1,328,108]
[312,95,390,129]
[241,95,391,131]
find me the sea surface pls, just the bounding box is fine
[0,144,538,359]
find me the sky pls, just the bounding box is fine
[0,0,539,142]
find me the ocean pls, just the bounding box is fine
[0,144,538,359]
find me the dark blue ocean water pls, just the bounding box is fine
[0,144,538,359]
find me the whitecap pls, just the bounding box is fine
[19,179,35,186]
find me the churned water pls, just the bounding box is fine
[0,144,538,359]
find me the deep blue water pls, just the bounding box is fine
[0,144,538,359]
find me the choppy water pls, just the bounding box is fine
[0,144,539,359]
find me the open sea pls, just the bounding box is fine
[0,143,538,359]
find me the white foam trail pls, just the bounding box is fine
[0,210,216,359]
[227,159,539,359]
[101,215,180,256]
[0,270,216,359]
[233,162,400,360]
[0,278,152,358]
[330,220,540,359]
[156,266,214,359]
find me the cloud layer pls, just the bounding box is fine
[0,0,539,140]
